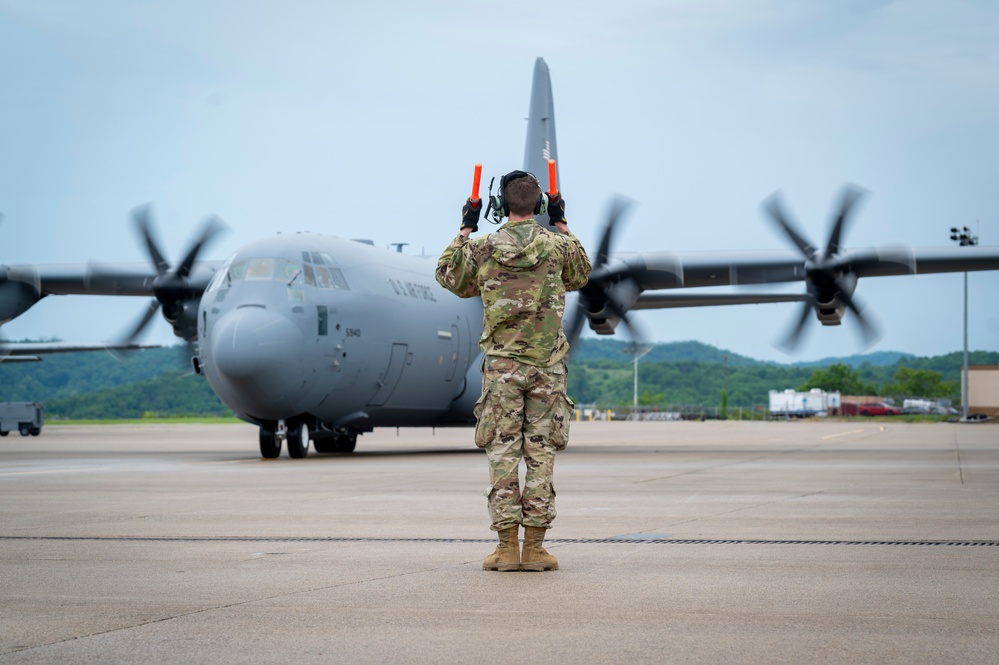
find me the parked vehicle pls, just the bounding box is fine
[902,399,950,415]
[769,389,841,418]
[857,402,901,416]
[0,402,43,436]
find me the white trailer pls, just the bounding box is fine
[902,398,950,415]
[769,389,841,418]
[0,402,43,436]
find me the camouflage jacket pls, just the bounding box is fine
[436,219,592,367]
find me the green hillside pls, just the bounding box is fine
[1,342,996,419]
[0,347,229,419]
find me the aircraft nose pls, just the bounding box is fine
[209,306,306,418]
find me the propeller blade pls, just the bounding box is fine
[132,205,170,275]
[563,296,589,355]
[175,215,226,279]
[565,195,637,354]
[594,196,632,268]
[121,299,161,345]
[762,193,816,259]
[832,278,880,348]
[825,185,866,256]
[777,299,813,353]
[603,293,647,348]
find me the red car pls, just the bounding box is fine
[857,402,902,416]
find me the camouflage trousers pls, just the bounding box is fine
[473,356,574,532]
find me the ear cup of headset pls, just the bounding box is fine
[490,195,507,217]
[535,193,549,216]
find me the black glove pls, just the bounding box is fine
[547,193,566,226]
[461,198,482,233]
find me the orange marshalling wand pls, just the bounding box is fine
[547,159,558,196]
[471,163,482,203]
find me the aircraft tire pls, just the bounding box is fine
[287,422,310,459]
[313,432,357,454]
[259,427,281,459]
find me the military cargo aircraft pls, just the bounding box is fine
[2,58,999,458]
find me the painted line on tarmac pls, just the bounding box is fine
[821,428,868,440]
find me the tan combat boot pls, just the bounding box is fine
[482,526,521,571]
[521,526,558,571]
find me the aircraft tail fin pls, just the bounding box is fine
[523,57,558,194]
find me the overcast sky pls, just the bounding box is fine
[1,0,997,363]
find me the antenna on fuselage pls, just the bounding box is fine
[390,243,409,253]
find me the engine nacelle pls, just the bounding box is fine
[585,279,639,335]
[811,272,856,327]
[814,297,846,326]
[0,272,41,324]
[163,298,201,341]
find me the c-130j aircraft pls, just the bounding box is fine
[2,58,999,459]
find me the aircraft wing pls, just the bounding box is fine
[1,341,161,355]
[571,244,999,343]
[632,291,810,310]
[1,207,226,341]
[1,261,223,341]
[599,246,999,293]
[2,262,222,297]
[0,340,162,364]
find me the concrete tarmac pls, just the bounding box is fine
[1,420,997,664]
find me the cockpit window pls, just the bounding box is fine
[244,258,275,280]
[314,266,333,289]
[299,251,349,290]
[228,261,249,282]
[218,253,348,290]
[276,259,301,282]
[328,267,348,289]
[205,254,235,294]
[223,258,304,285]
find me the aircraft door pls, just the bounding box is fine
[367,342,408,407]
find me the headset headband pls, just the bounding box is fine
[500,170,538,193]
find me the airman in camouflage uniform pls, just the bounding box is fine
[436,171,591,571]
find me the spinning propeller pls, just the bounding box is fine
[90,206,225,343]
[762,185,881,352]
[564,196,647,350]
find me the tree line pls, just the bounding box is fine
[567,340,996,408]
[0,341,995,419]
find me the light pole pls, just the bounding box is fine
[623,343,652,412]
[949,225,979,420]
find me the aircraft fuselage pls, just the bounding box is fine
[198,233,482,439]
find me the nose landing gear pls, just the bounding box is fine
[259,425,280,459]
[287,421,310,459]
[259,419,311,459]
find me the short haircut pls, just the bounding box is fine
[505,175,541,217]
